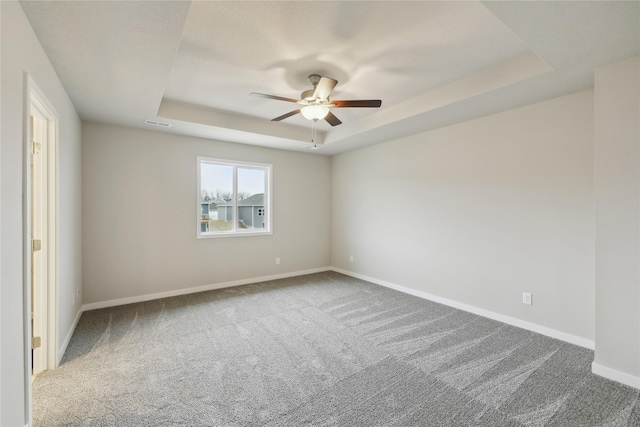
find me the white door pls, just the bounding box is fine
[30,111,47,377]
[28,87,58,379]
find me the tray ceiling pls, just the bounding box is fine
[20,1,640,155]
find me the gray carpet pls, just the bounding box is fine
[33,271,640,426]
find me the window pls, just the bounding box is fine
[197,157,272,238]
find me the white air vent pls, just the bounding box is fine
[144,119,171,127]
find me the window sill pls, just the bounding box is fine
[197,230,273,239]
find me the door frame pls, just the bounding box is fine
[23,73,59,420]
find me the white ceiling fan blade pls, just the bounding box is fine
[312,76,338,101]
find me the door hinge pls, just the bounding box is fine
[32,336,41,349]
[32,239,42,252]
[31,141,41,154]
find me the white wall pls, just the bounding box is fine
[593,56,640,385]
[332,90,595,343]
[81,122,331,305]
[1,2,82,426]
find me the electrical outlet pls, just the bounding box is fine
[350,255,354,263]
[522,292,532,305]
[275,257,280,265]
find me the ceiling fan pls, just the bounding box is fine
[250,74,382,127]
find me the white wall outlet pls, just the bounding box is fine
[275,257,280,265]
[522,292,532,305]
[350,255,354,263]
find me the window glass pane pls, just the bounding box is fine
[200,163,233,232]
[237,168,266,230]
[197,157,271,238]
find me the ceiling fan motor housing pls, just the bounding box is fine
[301,89,316,101]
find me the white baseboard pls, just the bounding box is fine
[58,308,83,364]
[331,267,595,350]
[81,267,331,312]
[592,362,640,389]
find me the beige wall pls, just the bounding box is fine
[81,122,331,304]
[594,56,640,382]
[1,2,83,425]
[332,90,595,343]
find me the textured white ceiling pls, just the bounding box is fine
[19,1,640,155]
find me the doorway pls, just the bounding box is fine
[27,82,58,380]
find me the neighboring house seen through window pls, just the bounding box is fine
[197,157,272,237]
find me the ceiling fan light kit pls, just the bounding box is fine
[300,104,330,121]
[250,74,382,128]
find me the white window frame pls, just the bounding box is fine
[197,156,272,238]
